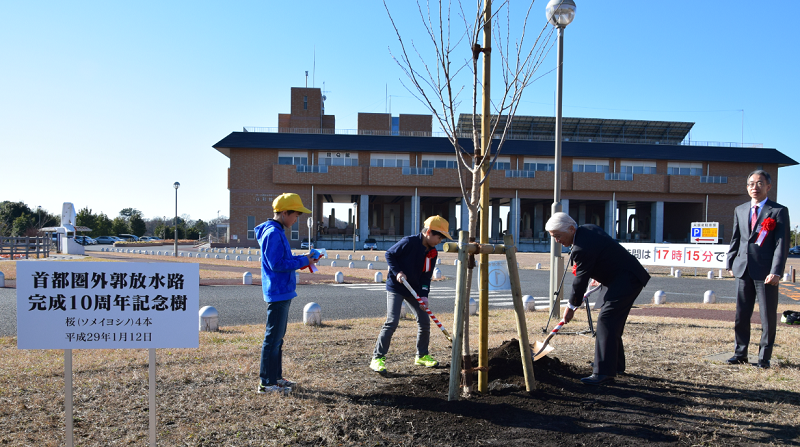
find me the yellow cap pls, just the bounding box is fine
[423,215,453,240]
[272,193,311,213]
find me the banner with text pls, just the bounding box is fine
[619,243,729,270]
[17,262,199,350]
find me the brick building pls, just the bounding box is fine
[213,87,797,250]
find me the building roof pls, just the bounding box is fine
[456,114,695,145]
[213,132,798,167]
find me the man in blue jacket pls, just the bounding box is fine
[256,193,317,394]
[370,215,452,374]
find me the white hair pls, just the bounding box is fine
[545,212,577,233]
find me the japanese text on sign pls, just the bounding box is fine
[17,262,199,350]
[620,243,727,269]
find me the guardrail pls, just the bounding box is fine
[0,236,50,259]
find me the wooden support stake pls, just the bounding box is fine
[448,230,470,401]
[504,234,536,391]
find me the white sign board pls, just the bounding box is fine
[620,243,728,269]
[488,260,510,291]
[690,222,719,244]
[17,262,199,350]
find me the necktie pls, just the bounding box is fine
[751,205,758,231]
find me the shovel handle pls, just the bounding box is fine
[400,277,453,343]
[534,284,603,357]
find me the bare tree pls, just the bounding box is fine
[384,0,556,390]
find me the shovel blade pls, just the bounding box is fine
[532,341,554,361]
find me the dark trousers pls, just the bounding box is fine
[259,299,291,386]
[734,269,779,362]
[593,272,643,376]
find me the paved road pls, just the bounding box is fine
[4,263,800,337]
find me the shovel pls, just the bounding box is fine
[533,284,602,361]
[400,277,453,343]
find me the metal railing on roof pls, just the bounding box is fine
[242,126,763,148]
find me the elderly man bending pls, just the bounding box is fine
[545,212,650,385]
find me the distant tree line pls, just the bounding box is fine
[0,200,225,240]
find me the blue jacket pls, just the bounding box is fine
[255,219,309,303]
[385,233,437,298]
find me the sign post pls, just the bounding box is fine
[16,261,200,447]
[691,222,719,244]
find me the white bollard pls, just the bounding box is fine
[535,263,541,270]
[374,256,379,262]
[303,302,322,326]
[670,267,674,276]
[718,269,724,279]
[295,271,300,283]
[707,271,713,279]
[330,261,337,267]
[335,271,344,283]
[469,298,478,315]
[157,251,161,256]
[784,273,791,282]
[225,255,230,260]
[179,252,183,257]
[653,290,667,305]
[437,258,441,265]
[454,260,458,265]
[349,262,355,268]
[247,256,252,261]
[360,255,365,261]
[348,254,353,260]
[0,271,4,288]
[243,272,252,285]
[235,256,240,261]
[374,271,383,282]
[335,254,340,260]
[215,254,219,259]
[367,263,374,270]
[205,254,210,258]
[522,295,536,312]
[199,306,219,332]
[703,290,716,304]
[674,270,681,278]
[432,267,442,279]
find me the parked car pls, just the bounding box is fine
[363,238,378,250]
[117,234,140,242]
[300,238,314,249]
[75,235,96,246]
[95,236,120,244]
[140,236,156,241]
[790,246,800,255]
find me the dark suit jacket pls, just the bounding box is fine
[726,198,790,280]
[568,225,651,308]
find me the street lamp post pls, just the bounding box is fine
[216,210,220,242]
[173,182,180,257]
[352,202,358,252]
[546,0,576,318]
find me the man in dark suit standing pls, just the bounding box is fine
[726,170,790,369]
[546,212,651,385]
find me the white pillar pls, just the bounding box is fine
[359,194,369,244]
[652,201,664,243]
[510,196,520,245]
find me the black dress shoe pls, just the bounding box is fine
[756,360,771,369]
[580,374,614,386]
[589,362,625,375]
[726,356,748,365]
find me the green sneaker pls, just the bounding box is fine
[370,356,387,372]
[414,354,439,368]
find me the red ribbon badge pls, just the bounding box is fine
[424,248,438,272]
[756,217,776,247]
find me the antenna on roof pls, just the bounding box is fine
[305,71,308,88]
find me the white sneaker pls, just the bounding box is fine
[258,384,291,394]
[277,378,296,387]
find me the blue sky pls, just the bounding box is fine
[2,1,798,232]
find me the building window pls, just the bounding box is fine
[524,157,555,171]
[402,167,433,175]
[319,152,358,166]
[421,155,457,169]
[303,96,308,110]
[667,162,702,176]
[620,160,657,174]
[605,173,633,181]
[370,153,410,167]
[700,176,728,184]
[506,170,535,178]
[278,151,308,166]
[291,220,299,240]
[573,159,609,173]
[247,216,256,240]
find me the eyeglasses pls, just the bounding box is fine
[746,181,765,188]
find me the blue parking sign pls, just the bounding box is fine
[691,228,701,237]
